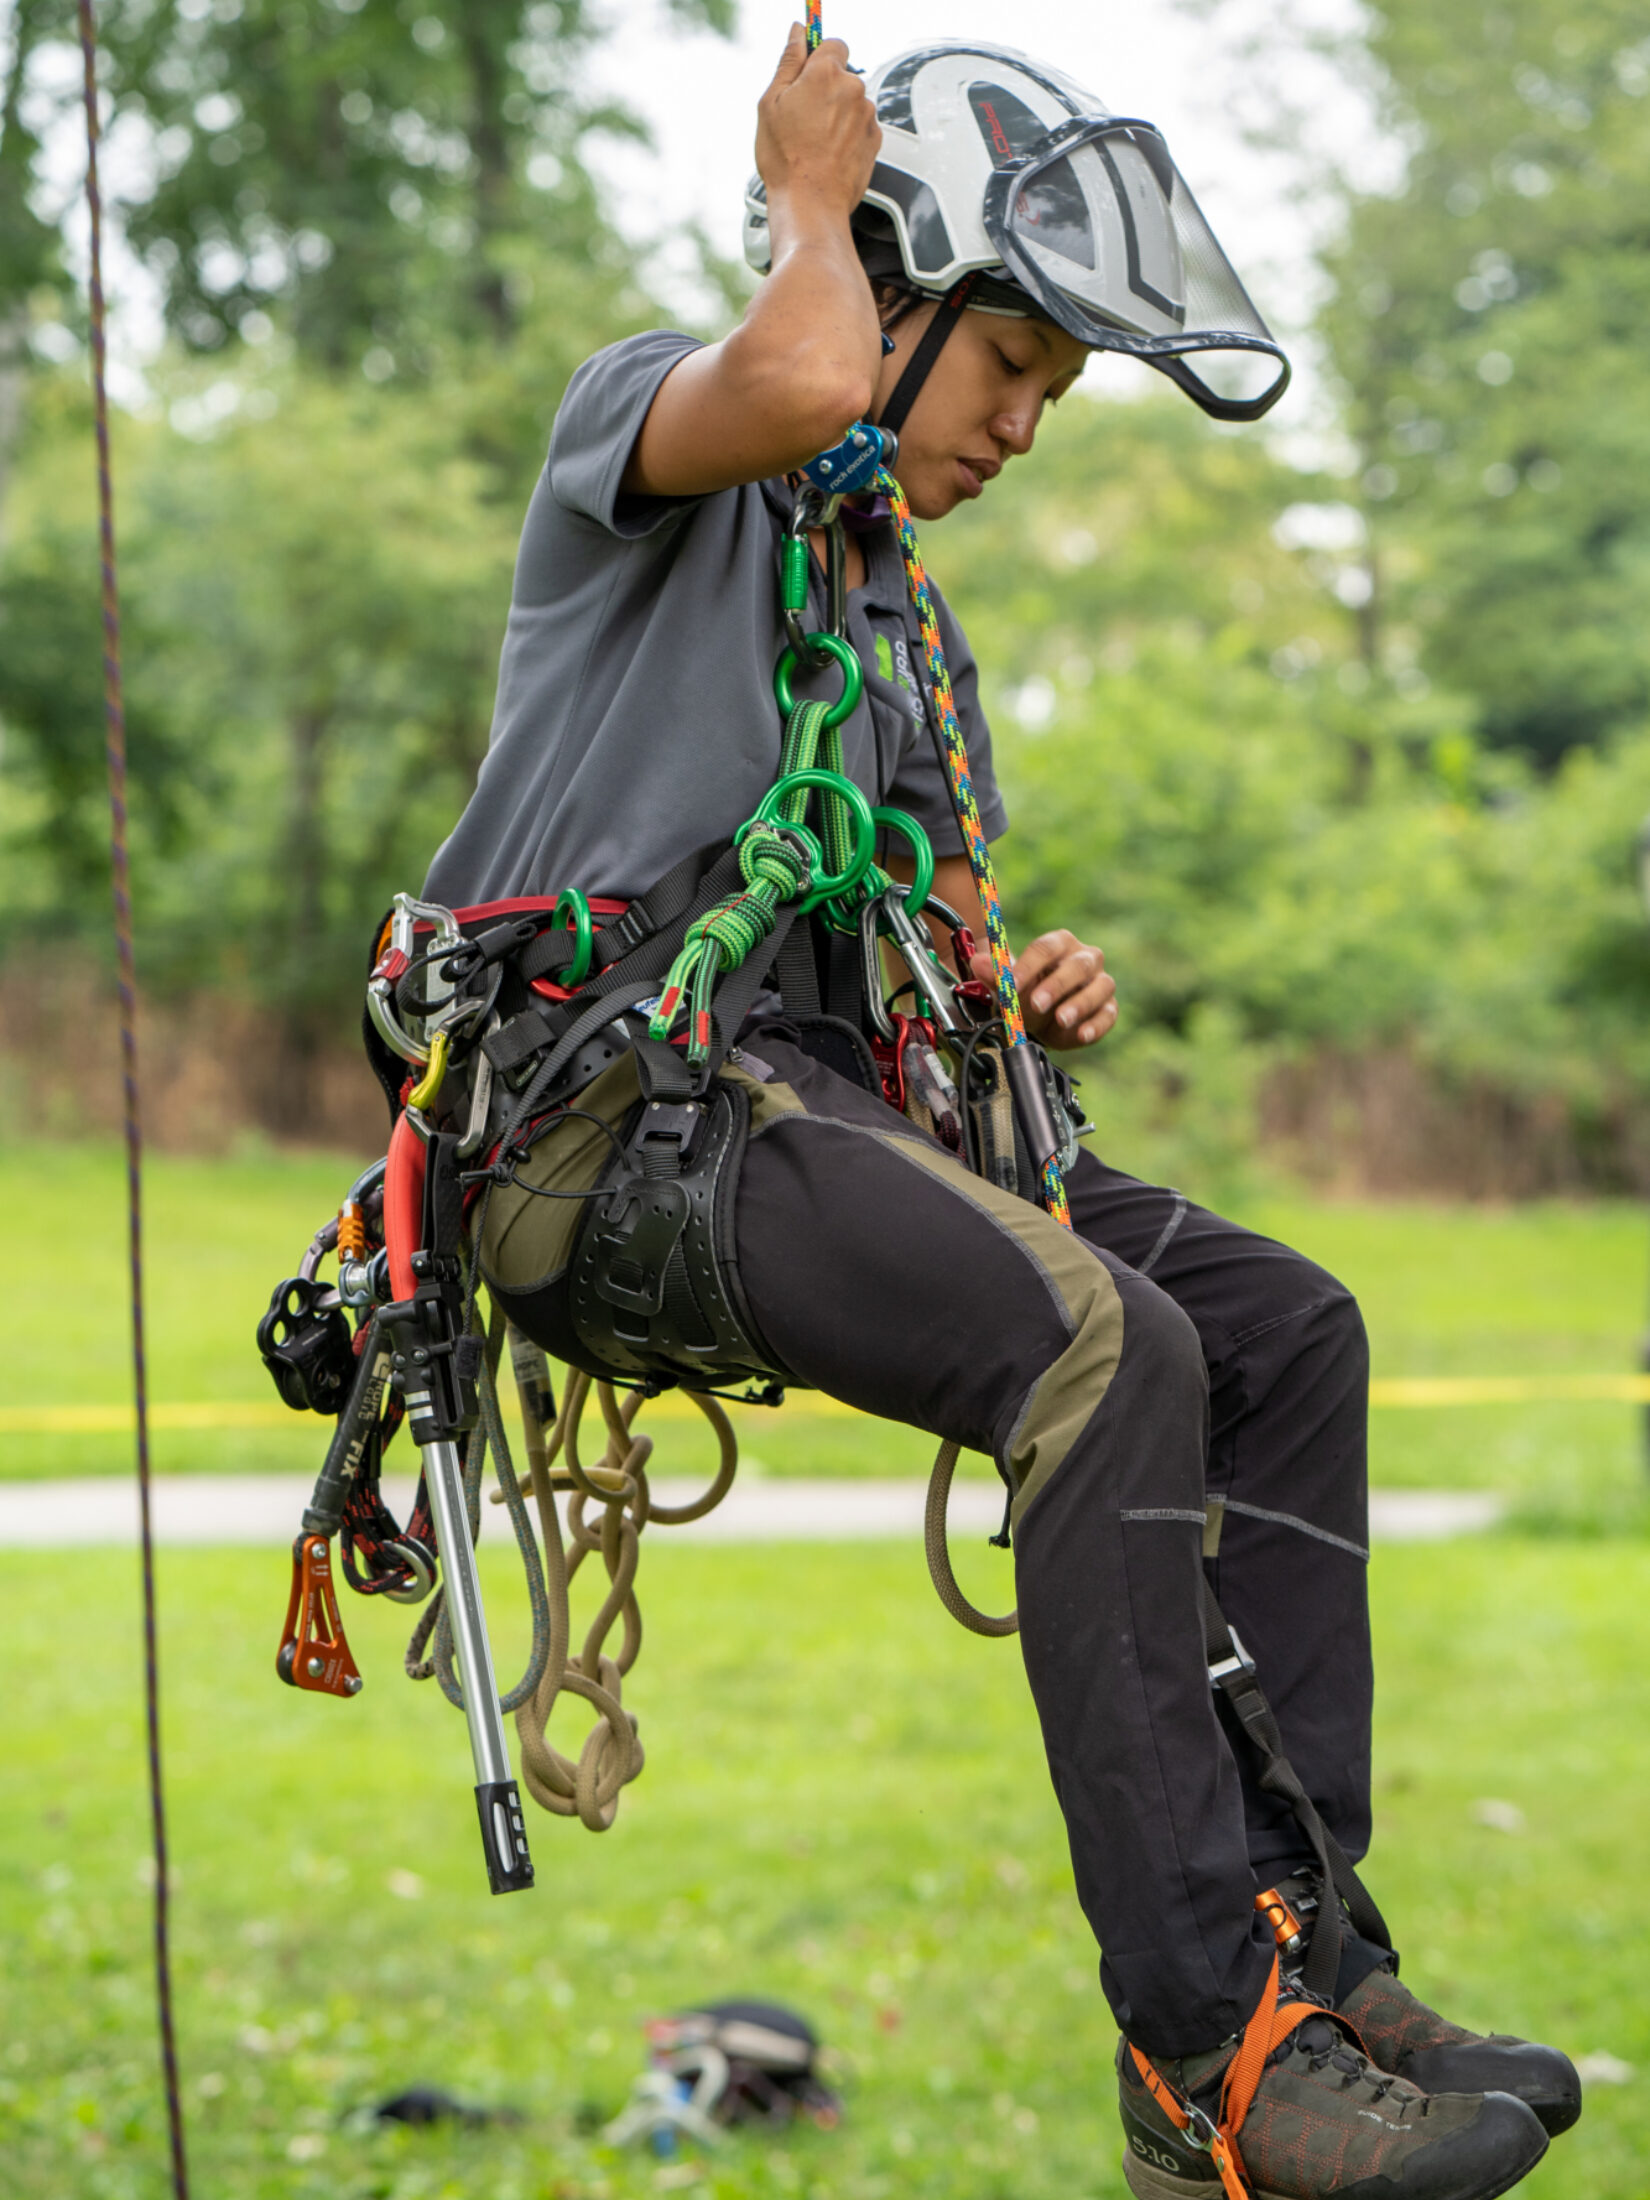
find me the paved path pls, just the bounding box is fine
[0,1475,1503,1548]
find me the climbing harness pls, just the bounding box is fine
[254,26,1373,2076]
[75,1,191,2191]
[257,429,1085,1882]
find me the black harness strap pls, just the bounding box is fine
[772,921,822,1019]
[1202,1582,1391,1997]
[876,274,982,441]
[513,837,736,986]
[487,845,749,1078]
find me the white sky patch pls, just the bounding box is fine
[1272,500,1366,552]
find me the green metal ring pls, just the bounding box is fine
[773,634,865,730]
[870,808,935,917]
[553,887,593,986]
[754,768,877,910]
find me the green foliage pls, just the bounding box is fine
[0,0,65,314]
[930,384,1650,1186]
[95,0,723,372]
[1319,0,1650,761]
[6,0,1650,1176]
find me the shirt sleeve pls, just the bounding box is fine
[546,329,705,539]
[881,581,1010,852]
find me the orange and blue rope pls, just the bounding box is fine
[876,469,1071,1227]
[805,0,822,50]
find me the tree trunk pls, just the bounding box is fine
[457,2,514,337]
[0,305,29,552]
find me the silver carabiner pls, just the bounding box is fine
[879,882,965,1037]
[366,892,467,1065]
[859,894,897,1042]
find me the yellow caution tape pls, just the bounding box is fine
[3,1374,1650,1436]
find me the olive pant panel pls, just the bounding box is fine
[478,1020,1372,2060]
[731,1030,1275,2057]
[478,1050,804,1300]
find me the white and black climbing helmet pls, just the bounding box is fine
[744,40,1289,424]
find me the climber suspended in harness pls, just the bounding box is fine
[248,14,1325,1944]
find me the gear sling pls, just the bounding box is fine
[258,436,1392,2184]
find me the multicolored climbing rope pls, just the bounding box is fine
[805,0,822,51]
[876,468,1072,1227]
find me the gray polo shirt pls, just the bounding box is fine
[423,328,1007,908]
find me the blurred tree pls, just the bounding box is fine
[0,0,70,524]
[940,384,1389,802]
[95,0,730,376]
[0,0,730,1129]
[1319,0,1650,763]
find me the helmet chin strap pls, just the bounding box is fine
[873,273,981,442]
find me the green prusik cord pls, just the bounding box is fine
[650,697,879,1066]
[875,465,1072,1227]
[774,695,859,882]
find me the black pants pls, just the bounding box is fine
[486,1020,1372,2058]
[730,1029,1372,2060]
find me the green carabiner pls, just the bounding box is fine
[870,807,935,917]
[773,634,865,730]
[553,887,594,986]
[754,767,877,910]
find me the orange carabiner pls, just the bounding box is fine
[1255,1886,1306,1956]
[276,1533,363,1697]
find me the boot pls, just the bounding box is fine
[1336,1967,1580,2140]
[1117,1960,1548,2200]
[1263,1871,1581,2139]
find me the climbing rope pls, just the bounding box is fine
[924,1443,1017,1637]
[794,0,1072,1225]
[76,1,191,2192]
[875,470,1072,1227]
[486,1331,741,1830]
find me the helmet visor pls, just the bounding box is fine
[982,117,1289,422]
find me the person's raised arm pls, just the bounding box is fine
[622,25,883,498]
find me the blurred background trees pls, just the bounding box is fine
[3,0,1649,1189]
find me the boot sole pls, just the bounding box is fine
[1121,2128,1550,2200]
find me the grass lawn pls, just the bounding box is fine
[7,1142,1650,1524]
[2,1534,1646,2200]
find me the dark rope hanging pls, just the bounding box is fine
[75,5,191,2193]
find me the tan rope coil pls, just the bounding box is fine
[924,1440,1017,1637]
[500,1324,739,1831]
[447,1312,1015,1838]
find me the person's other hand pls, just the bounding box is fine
[971,930,1118,1050]
[756,25,880,227]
